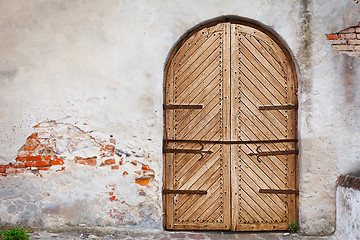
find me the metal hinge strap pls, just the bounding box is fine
[259,105,298,110]
[163,104,203,109]
[259,189,299,195]
[248,146,298,163]
[163,149,213,154]
[248,150,298,157]
[163,189,207,195]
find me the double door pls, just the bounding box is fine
[163,22,298,231]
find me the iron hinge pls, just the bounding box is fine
[163,189,207,195]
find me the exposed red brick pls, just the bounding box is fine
[101,158,115,166]
[135,177,150,186]
[348,39,360,45]
[141,165,149,170]
[327,34,338,40]
[25,160,50,167]
[1,174,7,177]
[340,27,355,33]
[56,167,66,172]
[329,39,347,45]
[43,156,52,161]
[51,159,64,165]
[24,145,38,151]
[109,192,114,196]
[111,165,119,170]
[27,133,38,139]
[109,196,116,201]
[105,145,115,151]
[38,167,50,171]
[16,155,42,162]
[143,170,155,177]
[13,163,26,168]
[0,165,10,173]
[17,150,29,157]
[130,160,137,166]
[332,44,355,51]
[123,171,128,176]
[26,139,40,145]
[339,33,357,39]
[74,156,97,166]
[6,168,25,174]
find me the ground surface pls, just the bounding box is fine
[30,230,336,240]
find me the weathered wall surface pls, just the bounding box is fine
[336,187,360,240]
[298,0,360,235]
[336,175,360,240]
[0,0,360,235]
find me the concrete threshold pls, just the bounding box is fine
[30,229,336,240]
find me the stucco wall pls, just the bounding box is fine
[336,186,360,239]
[0,0,360,235]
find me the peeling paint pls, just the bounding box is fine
[0,121,160,229]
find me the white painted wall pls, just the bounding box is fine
[0,0,360,235]
[336,186,360,240]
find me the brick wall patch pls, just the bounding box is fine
[1,121,139,176]
[327,22,360,56]
[338,174,360,190]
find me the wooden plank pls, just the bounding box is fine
[182,180,222,222]
[177,23,224,67]
[238,47,286,103]
[175,35,221,86]
[176,145,221,189]
[230,23,240,231]
[175,165,222,219]
[242,34,287,84]
[164,60,175,229]
[176,60,221,104]
[240,147,288,207]
[233,23,297,231]
[285,47,298,225]
[165,22,229,230]
[175,93,220,137]
[222,22,232,230]
[238,68,287,127]
[236,24,289,68]
[240,165,286,223]
[175,159,222,213]
[240,89,287,138]
[177,102,221,140]
[238,55,285,105]
[175,45,222,98]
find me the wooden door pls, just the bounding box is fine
[163,21,298,231]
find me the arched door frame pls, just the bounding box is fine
[163,16,299,231]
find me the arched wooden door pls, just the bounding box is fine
[163,21,298,231]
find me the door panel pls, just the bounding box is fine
[231,24,297,231]
[164,22,231,230]
[164,21,298,231]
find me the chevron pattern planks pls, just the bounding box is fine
[164,22,298,231]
